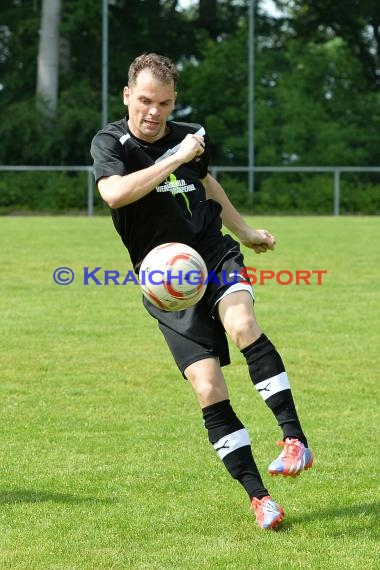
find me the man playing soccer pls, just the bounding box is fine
[91,53,313,530]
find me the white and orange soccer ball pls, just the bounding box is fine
[138,242,208,311]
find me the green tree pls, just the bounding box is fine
[179,29,248,165]
[1,0,378,171]
[273,0,380,90]
[179,4,379,167]
[257,36,380,166]
[0,0,219,165]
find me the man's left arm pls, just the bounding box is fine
[201,173,276,254]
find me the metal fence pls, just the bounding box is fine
[1,165,379,216]
[0,165,95,216]
[210,166,380,216]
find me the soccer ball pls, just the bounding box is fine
[139,242,208,311]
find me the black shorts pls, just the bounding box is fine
[142,234,253,377]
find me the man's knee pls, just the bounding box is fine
[225,313,261,349]
[185,359,228,407]
[218,292,261,349]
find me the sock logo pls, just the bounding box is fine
[255,372,290,401]
[215,440,230,452]
[213,429,251,460]
[257,382,271,393]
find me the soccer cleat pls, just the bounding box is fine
[251,496,285,529]
[268,438,314,477]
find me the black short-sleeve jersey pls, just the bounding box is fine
[90,119,223,270]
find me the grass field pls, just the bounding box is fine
[0,216,379,569]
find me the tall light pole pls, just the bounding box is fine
[248,0,255,197]
[102,0,109,127]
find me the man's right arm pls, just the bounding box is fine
[97,133,205,209]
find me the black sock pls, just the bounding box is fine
[241,334,308,447]
[202,399,268,500]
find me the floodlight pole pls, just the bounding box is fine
[102,0,109,128]
[248,0,255,197]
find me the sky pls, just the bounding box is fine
[177,0,282,18]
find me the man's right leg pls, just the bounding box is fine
[217,291,313,478]
[184,357,284,529]
[142,298,283,527]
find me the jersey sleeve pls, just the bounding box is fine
[181,122,210,179]
[196,130,210,179]
[90,132,128,183]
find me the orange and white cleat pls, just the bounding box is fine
[251,495,285,529]
[269,438,314,477]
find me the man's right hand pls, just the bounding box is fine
[176,134,205,163]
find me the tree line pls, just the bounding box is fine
[0,0,379,213]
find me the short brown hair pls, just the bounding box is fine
[128,53,179,87]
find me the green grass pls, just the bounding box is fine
[0,216,379,569]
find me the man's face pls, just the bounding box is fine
[123,69,176,143]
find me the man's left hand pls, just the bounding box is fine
[241,229,276,254]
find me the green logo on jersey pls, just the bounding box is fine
[167,173,192,216]
[168,173,178,187]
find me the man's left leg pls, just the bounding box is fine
[218,290,313,477]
